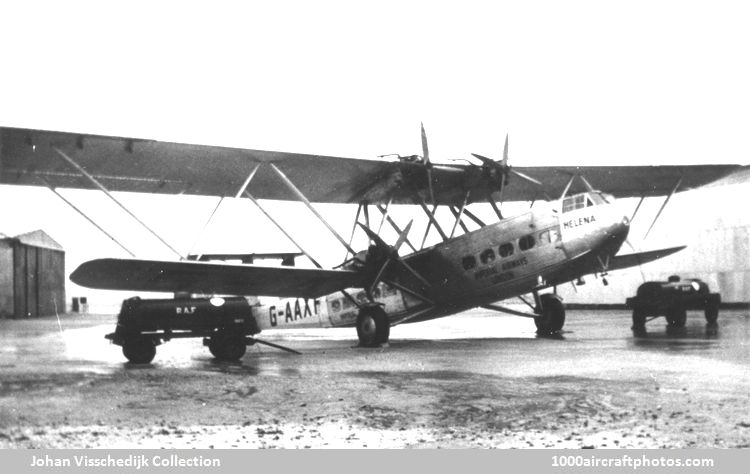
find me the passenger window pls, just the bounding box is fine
[538,231,551,245]
[519,234,536,251]
[498,242,514,258]
[462,256,477,270]
[331,300,341,312]
[550,229,561,242]
[342,297,354,309]
[480,249,495,264]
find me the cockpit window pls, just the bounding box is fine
[562,192,607,213]
[562,194,586,213]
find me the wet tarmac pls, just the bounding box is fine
[1,308,749,448]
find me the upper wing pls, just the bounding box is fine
[70,258,366,298]
[1,126,743,205]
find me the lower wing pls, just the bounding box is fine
[608,245,686,272]
[70,258,366,298]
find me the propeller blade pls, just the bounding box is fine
[421,123,435,204]
[502,133,509,168]
[510,169,543,186]
[358,222,389,249]
[420,122,430,165]
[470,153,496,167]
[369,259,391,296]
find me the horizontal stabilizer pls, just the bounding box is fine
[608,245,686,272]
[70,258,366,298]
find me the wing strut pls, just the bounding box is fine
[243,191,323,269]
[644,176,683,239]
[488,197,503,220]
[245,190,361,309]
[188,195,225,260]
[187,165,260,259]
[51,146,183,259]
[343,202,364,261]
[376,194,393,235]
[449,206,470,235]
[269,163,356,256]
[419,203,439,249]
[630,195,646,222]
[417,197,448,243]
[462,208,486,228]
[39,177,136,257]
[449,190,471,238]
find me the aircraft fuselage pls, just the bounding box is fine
[252,191,630,332]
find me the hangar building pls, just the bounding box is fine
[0,230,65,318]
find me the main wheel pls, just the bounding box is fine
[122,337,156,364]
[705,300,719,325]
[208,330,247,361]
[665,307,687,328]
[356,307,390,347]
[534,294,565,334]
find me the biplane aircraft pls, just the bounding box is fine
[0,125,743,363]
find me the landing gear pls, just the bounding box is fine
[534,294,565,334]
[122,336,157,364]
[356,306,390,347]
[208,329,247,361]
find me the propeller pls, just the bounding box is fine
[357,221,431,300]
[470,134,543,190]
[421,123,436,205]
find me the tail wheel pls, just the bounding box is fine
[356,306,390,347]
[705,300,719,325]
[632,308,647,330]
[534,294,565,334]
[122,337,156,364]
[208,329,247,361]
[666,307,687,328]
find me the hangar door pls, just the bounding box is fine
[0,240,13,317]
[0,231,65,319]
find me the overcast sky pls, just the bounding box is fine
[2,1,749,305]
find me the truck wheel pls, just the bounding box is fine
[705,301,719,325]
[535,294,565,334]
[632,309,646,331]
[208,330,247,361]
[356,306,390,347]
[122,337,156,364]
[665,307,687,328]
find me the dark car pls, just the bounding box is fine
[626,275,720,330]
